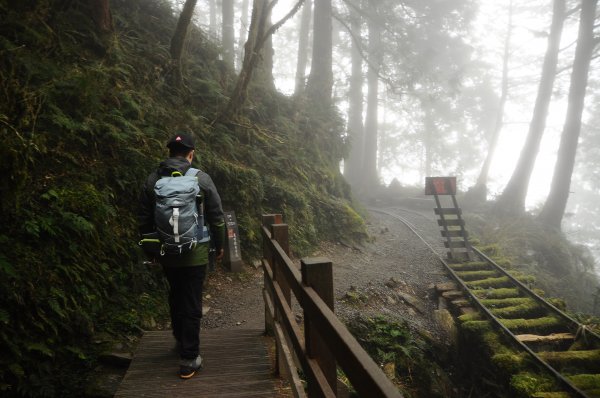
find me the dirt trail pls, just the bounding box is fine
[202,205,452,344]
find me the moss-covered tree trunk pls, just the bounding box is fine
[222,0,235,67]
[169,0,198,87]
[538,0,597,230]
[294,0,312,95]
[343,2,364,188]
[305,0,332,105]
[496,0,565,215]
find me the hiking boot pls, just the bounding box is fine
[179,355,203,379]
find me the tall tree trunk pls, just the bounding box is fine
[237,0,250,71]
[294,0,312,95]
[222,0,235,66]
[471,0,513,199]
[497,0,565,214]
[538,0,597,229]
[256,12,275,89]
[362,1,382,188]
[170,0,198,87]
[343,2,364,187]
[89,0,113,33]
[306,0,333,105]
[220,0,304,119]
[209,0,217,35]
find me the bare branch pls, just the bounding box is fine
[259,0,305,48]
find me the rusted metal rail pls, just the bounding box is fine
[373,207,600,398]
[261,214,403,398]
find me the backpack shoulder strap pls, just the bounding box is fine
[184,167,200,177]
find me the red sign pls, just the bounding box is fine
[425,177,457,195]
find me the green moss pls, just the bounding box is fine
[510,372,557,396]
[531,392,571,398]
[490,257,513,269]
[478,243,502,256]
[489,302,544,319]
[451,261,491,271]
[492,353,528,373]
[460,320,490,332]
[538,349,600,372]
[509,271,536,285]
[548,298,567,312]
[472,288,521,299]
[500,316,567,334]
[456,270,500,281]
[568,374,600,390]
[481,297,534,308]
[467,276,512,289]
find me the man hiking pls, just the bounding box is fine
[138,131,225,379]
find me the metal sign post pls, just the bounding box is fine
[425,177,472,262]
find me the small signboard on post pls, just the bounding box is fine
[223,211,243,272]
[425,176,457,196]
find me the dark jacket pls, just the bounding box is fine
[138,157,225,266]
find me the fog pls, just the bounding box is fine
[186,0,600,275]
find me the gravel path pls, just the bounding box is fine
[312,206,452,342]
[202,203,453,345]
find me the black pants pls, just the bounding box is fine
[163,265,206,360]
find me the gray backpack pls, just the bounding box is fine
[153,167,208,255]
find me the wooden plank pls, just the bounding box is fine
[516,333,575,344]
[115,329,286,398]
[444,240,467,248]
[441,230,466,238]
[438,219,465,227]
[441,290,464,300]
[434,208,462,215]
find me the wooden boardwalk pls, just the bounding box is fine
[115,328,291,398]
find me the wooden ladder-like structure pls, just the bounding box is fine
[426,177,472,263]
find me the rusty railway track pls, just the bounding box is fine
[371,207,600,398]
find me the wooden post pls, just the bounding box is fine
[302,257,337,396]
[271,222,290,377]
[261,214,279,337]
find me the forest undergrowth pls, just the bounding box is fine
[0,0,366,395]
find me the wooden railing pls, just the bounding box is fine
[261,214,402,398]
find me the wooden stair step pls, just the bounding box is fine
[516,333,575,344]
[441,290,464,300]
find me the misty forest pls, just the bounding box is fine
[2,0,600,397]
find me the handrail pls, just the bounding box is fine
[261,214,402,398]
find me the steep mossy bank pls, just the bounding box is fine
[0,0,365,395]
[463,211,600,315]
